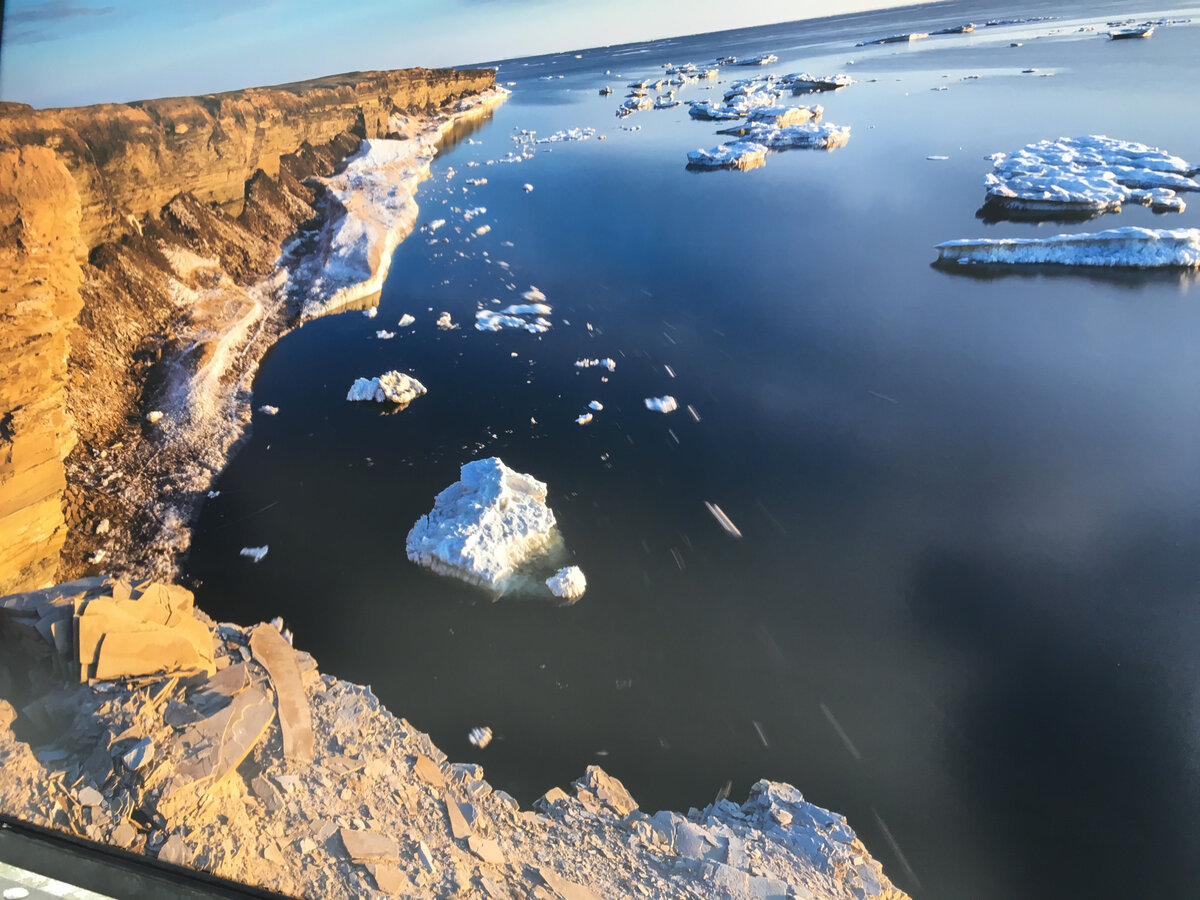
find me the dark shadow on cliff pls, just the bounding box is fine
[905,545,1200,900]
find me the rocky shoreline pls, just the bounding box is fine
[0,576,907,899]
[0,68,909,898]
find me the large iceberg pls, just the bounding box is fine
[406,458,560,590]
[934,227,1200,268]
[982,135,1197,219]
[346,371,428,405]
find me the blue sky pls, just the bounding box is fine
[0,0,917,108]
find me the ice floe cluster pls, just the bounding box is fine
[935,227,1200,268]
[345,371,428,406]
[982,135,1198,218]
[475,287,552,333]
[405,457,562,590]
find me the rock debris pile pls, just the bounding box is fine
[0,575,908,900]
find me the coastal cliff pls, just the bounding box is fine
[0,67,496,595]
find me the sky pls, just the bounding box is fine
[0,0,923,108]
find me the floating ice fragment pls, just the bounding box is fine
[474,225,491,236]
[780,72,854,92]
[546,566,587,601]
[146,410,164,424]
[258,405,279,415]
[429,219,446,231]
[465,177,488,186]
[575,413,594,425]
[89,550,106,564]
[207,490,220,498]
[398,313,416,327]
[241,546,269,563]
[363,307,378,318]
[934,226,1200,268]
[575,358,616,371]
[645,396,678,413]
[522,286,547,302]
[346,371,428,405]
[588,401,603,411]
[436,312,458,330]
[376,330,395,339]
[406,457,560,590]
[469,727,494,749]
[687,141,769,171]
[523,183,534,192]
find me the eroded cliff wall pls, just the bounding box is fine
[0,67,495,594]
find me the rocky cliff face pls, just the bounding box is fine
[0,67,495,595]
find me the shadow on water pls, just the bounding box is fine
[929,259,1200,290]
[905,545,1200,899]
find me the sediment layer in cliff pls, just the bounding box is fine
[0,67,497,595]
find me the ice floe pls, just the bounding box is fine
[475,306,552,333]
[575,358,617,371]
[240,546,269,563]
[575,413,594,425]
[398,313,416,327]
[436,312,458,330]
[258,405,279,415]
[645,396,679,413]
[982,135,1198,219]
[375,330,395,340]
[406,457,560,590]
[934,226,1200,268]
[740,121,851,151]
[857,31,929,46]
[687,141,769,170]
[735,54,779,66]
[468,726,493,749]
[717,105,822,135]
[588,401,603,411]
[546,566,587,601]
[346,371,428,405]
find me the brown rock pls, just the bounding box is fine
[445,797,472,840]
[537,868,601,900]
[159,833,192,867]
[369,864,408,894]
[413,754,445,788]
[467,834,506,865]
[249,623,314,765]
[572,766,638,817]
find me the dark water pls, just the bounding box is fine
[187,2,1200,897]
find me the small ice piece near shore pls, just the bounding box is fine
[406,457,560,589]
[523,183,534,192]
[258,405,279,415]
[589,401,603,411]
[468,727,494,749]
[240,546,269,563]
[576,413,594,425]
[687,141,769,171]
[398,313,416,327]
[645,396,678,413]
[546,566,587,601]
[934,226,1200,268]
[363,307,378,318]
[346,371,429,405]
[146,410,164,424]
[436,312,457,330]
[376,330,395,339]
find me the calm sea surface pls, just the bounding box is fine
[187,1,1200,897]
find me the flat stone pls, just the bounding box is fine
[77,786,104,807]
[263,842,285,866]
[370,864,408,894]
[176,688,275,785]
[538,867,601,900]
[111,822,136,848]
[416,840,437,873]
[250,774,283,813]
[249,624,314,765]
[467,834,505,865]
[121,737,154,771]
[339,827,399,863]
[159,833,192,867]
[413,754,444,788]
[445,797,472,840]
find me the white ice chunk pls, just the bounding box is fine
[376,330,395,339]
[780,72,854,91]
[983,135,1197,218]
[240,546,269,563]
[428,218,446,231]
[935,226,1200,268]
[546,565,587,601]
[522,287,547,302]
[468,726,493,749]
[645,396,679,413]
[406,457,560,589]
[346,371,429,405]
[575,413,594,425]
[398,313,416,327]
[588,401,603,411]
[146,410,164,424]
[687,141,769,170]
[363,307,378,318]
[436,312,458,330]
[523,183,534,192]
[740,121,851,151]
[258,405,279,415]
